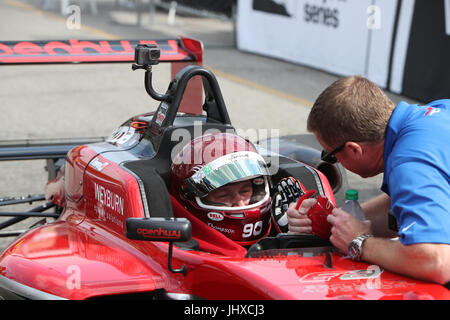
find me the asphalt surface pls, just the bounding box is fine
[0,0,417,249]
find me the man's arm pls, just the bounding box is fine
[362,237,450,285]
[290,191,450,284]
[361,193,397,237]
[327,208,450,285]
[361,193,390,217]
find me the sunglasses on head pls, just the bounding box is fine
[320,142,347,164]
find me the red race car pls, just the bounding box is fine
[0,37,448,300]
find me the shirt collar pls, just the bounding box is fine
[383,101,413,162]
[382,101,413,193]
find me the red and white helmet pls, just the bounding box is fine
[170,132,272,246]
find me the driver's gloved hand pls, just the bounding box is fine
[271,177,305,233]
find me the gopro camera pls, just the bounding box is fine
[134,44,160,66]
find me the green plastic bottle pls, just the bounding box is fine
[341,189,365,221]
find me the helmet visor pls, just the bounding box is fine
[184,151,270,198]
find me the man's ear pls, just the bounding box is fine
[346,141,364,158]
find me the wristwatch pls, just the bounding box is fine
[348,234,373,261]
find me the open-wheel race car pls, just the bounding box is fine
[0,37,448,300]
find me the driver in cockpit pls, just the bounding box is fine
[169,132,311,247]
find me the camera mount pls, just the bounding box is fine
[132,44,170,102]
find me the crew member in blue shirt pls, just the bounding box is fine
[288,75,450,286]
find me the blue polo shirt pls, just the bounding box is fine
[382,100,450,245]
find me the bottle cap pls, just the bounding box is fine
[345,189,359,200]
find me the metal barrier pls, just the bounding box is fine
[40,0,236,44]
[42,0,235,24]
[151,0,234,24]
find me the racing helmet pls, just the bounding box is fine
[170,132,272,246]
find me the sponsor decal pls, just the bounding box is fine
[207,212,224,222]
[207,223,235,234]
[94,182,124,216]
[107,126,136,146]
[299,267,384,283]
[424,107,441,117]
[90,158,109,172]
[154,102,169,126]
[304,2,339,28]
[137,227,181,240]
[340,266,383,281]
[0,39,189,64]
[252,177,265,185]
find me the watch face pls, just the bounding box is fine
[348,235,373,261]
[349,240,361,260]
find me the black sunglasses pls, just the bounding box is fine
[321,142,347,163]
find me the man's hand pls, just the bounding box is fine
[326,207,372,252]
